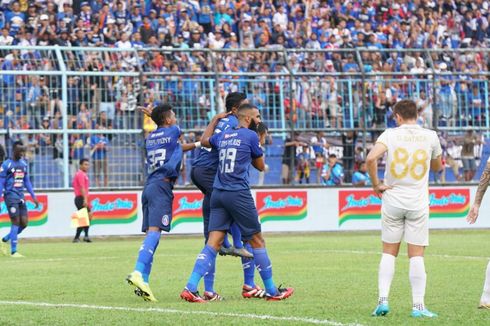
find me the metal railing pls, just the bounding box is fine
[0,46,489,189]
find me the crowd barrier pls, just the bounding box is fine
[0,186,481,238]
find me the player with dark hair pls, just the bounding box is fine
[180,104,294,303]
[72,158,92,243]
[0,141,39,257]
[126,103,193,302]
[191,92,264,301]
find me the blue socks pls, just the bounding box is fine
[203,259,216,293]
[242,243,255,287]
[3,225,25,243]
[134,231,160,281]
[186,245,217,293]
[253,247,277,296]
[230,223,243,249]
[9,225,19,254]
[222,234,231,248]
[142,240,159,283]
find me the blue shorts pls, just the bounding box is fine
[190,166,216,240]
[209,189,261,241]
[5,197,28,220]
[141,180,174,233]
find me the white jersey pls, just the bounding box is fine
[377,124,442,210]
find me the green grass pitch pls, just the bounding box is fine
[1,230,490,325]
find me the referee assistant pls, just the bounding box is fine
[72,158,92,243]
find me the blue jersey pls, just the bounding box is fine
[193,115,239,169]
[0,159,36,201]
[145,125,183,183]
[352,171,371,186]
[209,127,263,191]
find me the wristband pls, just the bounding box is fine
[194,141,202,149]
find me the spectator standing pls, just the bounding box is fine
[461,130,482,182]
[89,124,109,187]
[281,134,305,184]
[342,131,357,183]
[296,145,311,184]
[72,158,92,243]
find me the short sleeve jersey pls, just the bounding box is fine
[209,127,263,191]
[192,115,239,169]
[0,159,30,200]
[376,124,442,210]
[145,125,183,182]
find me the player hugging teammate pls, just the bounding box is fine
[127,97,293,303]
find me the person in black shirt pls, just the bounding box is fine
[281,134,306,184]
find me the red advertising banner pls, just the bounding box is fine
[0,195,48,227]
[256,191,307,223]
[89,193,138,224]
[338,188,470,226]
[171,191,204,228]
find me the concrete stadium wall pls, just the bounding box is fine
[0,187,485,238]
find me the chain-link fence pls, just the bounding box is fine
[1,47,489,189]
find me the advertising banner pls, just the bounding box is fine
[0,195,48,228]
[256,191,307,223]
[171,191,204,229]
[338,188,470,227]
[89,193,138,225]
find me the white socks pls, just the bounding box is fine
[481,261,490,304]
[378,253,396,303]
[409,256,426,310]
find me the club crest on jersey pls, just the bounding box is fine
[10,206,16,214]
[162,215,169,226]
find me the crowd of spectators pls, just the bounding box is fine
[1,0,490,134]
[0,0,489,186]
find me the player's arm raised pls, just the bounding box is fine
[200,112,232,148]
[366,142,391,196]
[467,160,490,224]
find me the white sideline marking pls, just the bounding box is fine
[0,300,364,326]
[302,249,490,261]
[5,256,120,263]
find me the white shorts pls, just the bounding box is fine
[381,202,429,246]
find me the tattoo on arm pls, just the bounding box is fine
[474,162,490,205]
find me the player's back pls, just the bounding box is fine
[377,124,441,210]
[193,115,238,169]
[210,127,263,191]
[145,125,182,183]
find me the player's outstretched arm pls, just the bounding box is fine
[467,161,490,224]
[201,112,232,148]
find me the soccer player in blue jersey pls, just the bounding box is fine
[191,92,262,301]
[126,103,198,302]
[0,141,39,258]
[180,104,294,303]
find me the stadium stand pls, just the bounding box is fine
[0,0,489,187]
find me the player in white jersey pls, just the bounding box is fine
[366,100,443,318]
[467,158,490,309]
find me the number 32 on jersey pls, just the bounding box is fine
[390,148,428,181]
